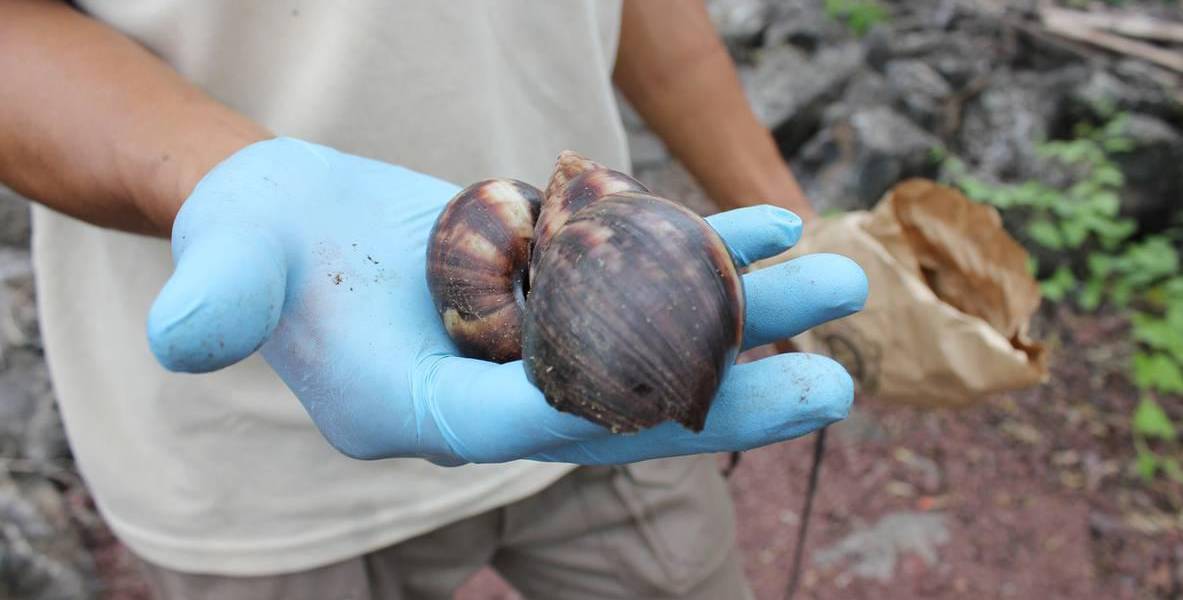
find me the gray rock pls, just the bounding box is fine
[0,187,31,248]
[0,248,39,358]
[841,69,893,111]
[921,33,998,90]
[792,107,943,213]
[1069,63,1183,123]
[887,31,948,58]
[743,42,865,154]
[0,350,53,458]
[23,395,69,464]
[706,0,773,52]
[762,0,849,52]
[1,521,91,600]
[0,477,52,539]
[813,511,951,582]
[885,59,953,130]
[819,68,893,126]
[957,70,1068,181]
[1110,113,1183,229]
[0,473,95,600]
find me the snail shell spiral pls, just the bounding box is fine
[425,178,541,362]
[523,191,744,433]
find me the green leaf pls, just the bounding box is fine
[1083,252,1112,278]
[1051,198,1078,218]
[1111,280,1134,308]
[1040,265,1076,302]
[1088,191,1121,216]
[1033,189,1061,210]
[1027,219,1064,249]
[958,178,995,204]
[1055,140,1092,165]
[1060,218,1090,248]
[1132,395,1177,439]
[1079,276,1105,312]
[1088,253,1114,277]
[1164,458,1183,485]
[1093,166,1124,188]
[1108,236,1178,289]
[1092,218,1136,249]
[1136,450,1159,480]
[1163,277,1183,303]
[1132,353,1183,395]
[1132,312,1183,362]
[1168,302,1183,331]
[1069,180,1099,202]
[1102,136,1135,154]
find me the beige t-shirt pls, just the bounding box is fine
[31,0,631,576]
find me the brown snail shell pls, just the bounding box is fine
[522,191,744,433]
[425,178,541,362]
[424,152,745,432]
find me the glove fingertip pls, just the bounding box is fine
[807,252,870,315]
[808,353,855,423]
[706,205,802,268]
[147,232,287,373]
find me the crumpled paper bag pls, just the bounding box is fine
[754,178,1049,408]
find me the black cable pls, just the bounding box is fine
[785,426,828,600]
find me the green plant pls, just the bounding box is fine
[823,0,890,37]
[940,111,1182,484]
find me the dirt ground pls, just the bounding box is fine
[739,304,1183,600]
[86,305,1182,599]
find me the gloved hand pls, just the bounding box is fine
[147,137,868,466]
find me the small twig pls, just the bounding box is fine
[722,451,743,478]
[785,427,828,600]
[1040,5,1183,73]
[1042,5,1183,44]
[940,72,994,139]
[0,458,82,488]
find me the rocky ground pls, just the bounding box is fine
[3,0,1182,598]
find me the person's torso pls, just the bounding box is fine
[32,0,629,575]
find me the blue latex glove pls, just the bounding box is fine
[148,137,868,466]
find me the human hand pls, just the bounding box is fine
[147,137,867,466]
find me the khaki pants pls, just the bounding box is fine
[134,455,755,599]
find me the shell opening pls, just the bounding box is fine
[513,269,529,316]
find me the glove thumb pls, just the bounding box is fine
[147,227,287,373]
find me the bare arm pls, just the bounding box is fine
[0,0,270,237]
[612,0,816,223]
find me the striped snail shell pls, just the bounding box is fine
[425,152,745,433]
[425,179,541,363]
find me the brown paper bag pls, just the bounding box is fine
[754,178,1049,408]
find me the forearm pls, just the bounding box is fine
[0,0,270,237]
[613,0,815,222]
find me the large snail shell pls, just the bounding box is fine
[425,178,541,362]
[424,152,745,433]
[522,191,745,433]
